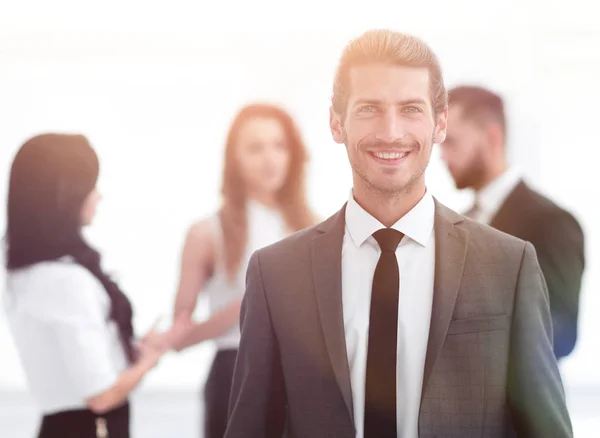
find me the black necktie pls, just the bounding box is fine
[364,228,404,438]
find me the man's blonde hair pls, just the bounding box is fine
[332,29,448,117]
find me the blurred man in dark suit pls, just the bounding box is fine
[441,85,585,360]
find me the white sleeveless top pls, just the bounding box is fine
[205,200,289,350]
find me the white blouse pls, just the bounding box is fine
[2,257,128,414]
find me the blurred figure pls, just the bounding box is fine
[441,85,585,360]
[167,103,315,438]
[2,134,168,438]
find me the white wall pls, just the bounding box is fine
[0,0,597,392]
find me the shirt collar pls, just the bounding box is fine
[345,189,435,248]
[476,166,522,214]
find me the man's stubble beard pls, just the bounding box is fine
[454,147,488,190]
[354,162,423,197]
[344,130,433,198]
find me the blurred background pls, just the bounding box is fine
[0,0,598,436]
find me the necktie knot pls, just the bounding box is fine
[372,228,404,252]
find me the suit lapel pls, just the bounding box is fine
[421,201,469,401]
[311,204,355,426]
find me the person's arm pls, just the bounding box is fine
[225,251,286,438]
[507,242,573,437]
[86,331,165,413]
[172,298,242,351]
[173,221,216,323]
[529,210,585,359]
[169,219,248,351]
[167,220,219,349]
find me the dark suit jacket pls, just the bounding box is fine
[489,181,585,359]
[225,200,572,438]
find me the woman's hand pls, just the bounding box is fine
[136,329,168,368]
[135,325,172,364]
[168,317,198,352]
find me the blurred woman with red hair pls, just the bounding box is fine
[169,103,315,438]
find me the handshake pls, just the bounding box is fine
[134,316,203,369]
[134,300,241,369]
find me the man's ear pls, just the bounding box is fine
[485,123,505,152]
[433,106,448,144]
[330,107,345,144]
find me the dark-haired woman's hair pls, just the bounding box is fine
[4,133,135,362]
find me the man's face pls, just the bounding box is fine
[330,64,447,196]
[440,105,488,189]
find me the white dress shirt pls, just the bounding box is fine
[2,258,128,414]
[342,190,436,438]
[472,166,522,224]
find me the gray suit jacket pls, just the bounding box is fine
[225,201,572,438]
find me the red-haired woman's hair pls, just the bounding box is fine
[219,103,315,280]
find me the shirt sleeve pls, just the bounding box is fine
[40,266,123,399]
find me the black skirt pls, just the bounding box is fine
[203,349,238,438]
[37,402,130,438]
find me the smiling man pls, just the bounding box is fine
[224,30,572,438]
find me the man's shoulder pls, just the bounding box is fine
[255,209,341,264]
[437,200,527,252]
[465,215,528,250]
[511,183,580,225]
[454,210,533,275]
[262,223,321,256]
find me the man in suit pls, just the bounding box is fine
[225,30,572,438]
[440,85,585,360]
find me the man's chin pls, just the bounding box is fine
[454,178,472,190]
[366,180,418,196]
[258,180,286,195]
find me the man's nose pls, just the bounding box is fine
[377,111,405,143]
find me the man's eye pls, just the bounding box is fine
[359,106,378,113]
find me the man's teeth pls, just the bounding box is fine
[374,151,409,160]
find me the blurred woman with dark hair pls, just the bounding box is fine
[2,134,167,438]
[168,103,316,438]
